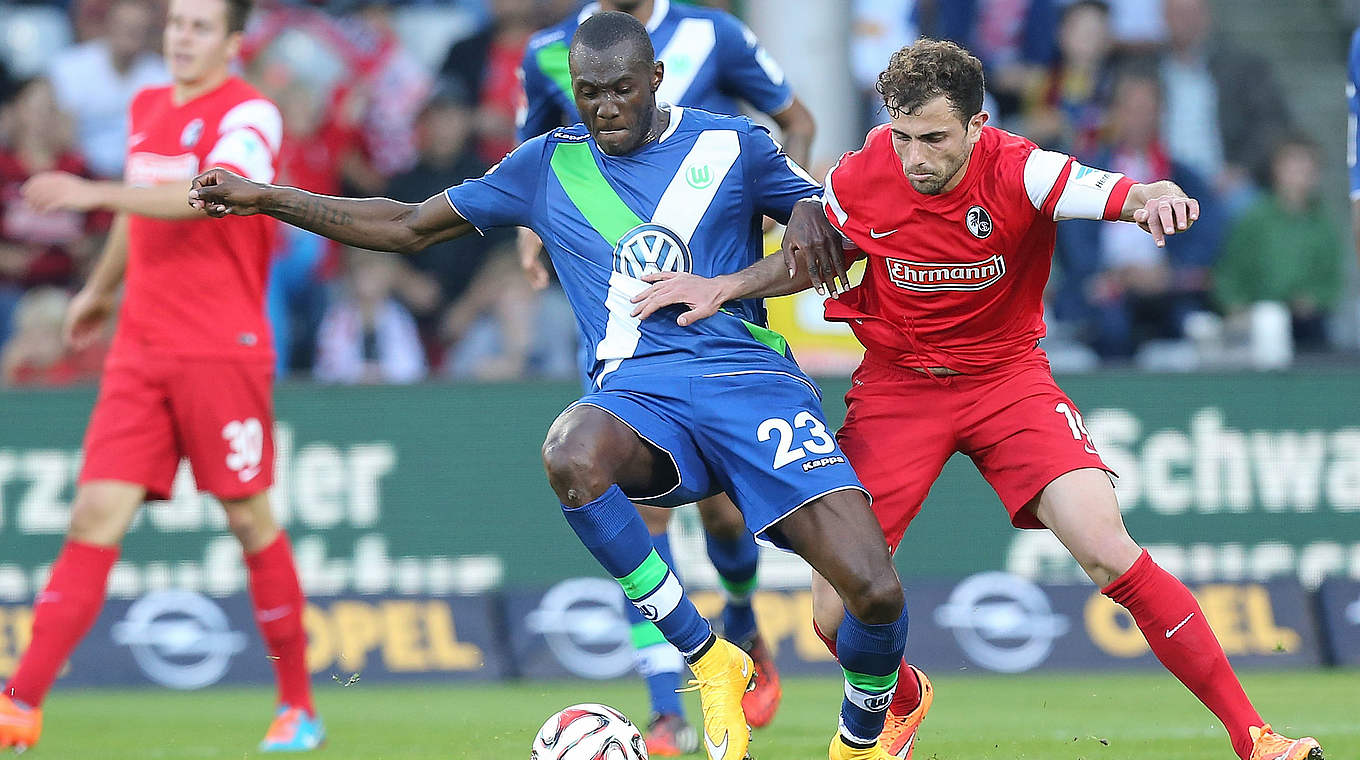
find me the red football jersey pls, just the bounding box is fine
[117,77,282,361]
[822,125,1134,372]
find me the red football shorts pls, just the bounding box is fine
[79,355,275,501]
[837,351,1113,552]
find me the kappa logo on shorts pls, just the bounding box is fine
[886,254,1006,292]
[802,455,846,472]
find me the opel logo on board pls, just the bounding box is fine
[525,578,634,679]
[110,590,248,689]
[934,572,1069,673]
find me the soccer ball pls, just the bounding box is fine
[530,703,648,760]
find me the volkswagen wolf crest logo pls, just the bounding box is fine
[614,223,693,278]
[965,205,993,239]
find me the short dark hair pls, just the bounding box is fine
[1272,131,1320,163]
[1060,0,1110,25]
[876,39,985,121]
[571,10,655,64]
[225,0,253,34]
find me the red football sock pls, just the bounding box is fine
[813,619,922,714]
[245,532,313,716]
[1103,550,1261,759]
[6,540,118,707]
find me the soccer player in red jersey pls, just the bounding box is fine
[1,0,322,753]
[632,40,1323,760]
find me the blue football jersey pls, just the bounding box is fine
[518,0,793,142]
[447,107,818,385]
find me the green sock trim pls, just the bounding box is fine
[630,621,668,650]
[844,669,899,693]
[617,549,669,600]
[719,574,758,598]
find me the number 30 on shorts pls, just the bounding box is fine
[758,412,836,469]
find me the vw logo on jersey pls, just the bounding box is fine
[965,205,993,239]
[614,223,693,278]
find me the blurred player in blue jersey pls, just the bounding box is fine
[519,4,813,748]
[191,13,910,760]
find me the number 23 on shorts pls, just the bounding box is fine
[758,412,837,469]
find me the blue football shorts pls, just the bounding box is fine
[572,365,868,550]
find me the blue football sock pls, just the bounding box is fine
[705,532,759,643]
[836,604,909,746]
[563,485,712,655]
[622,531,685,717]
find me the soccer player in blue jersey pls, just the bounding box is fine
[191,12,909,760]
[517,1,815,748]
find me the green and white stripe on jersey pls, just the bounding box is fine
[550,113,743,381]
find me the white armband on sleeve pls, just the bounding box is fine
[1023,149,1128,221]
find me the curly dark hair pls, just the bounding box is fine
[875,39,985,122]
[225,0,253,34]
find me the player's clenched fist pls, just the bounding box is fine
[189,168,266,217]
[1132,193,1199,248]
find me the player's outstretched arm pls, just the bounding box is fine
[1121,180,1200,248]
[22,172,206,220]
[189,168,475,254]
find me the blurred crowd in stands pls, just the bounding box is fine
[0,0,1352,387]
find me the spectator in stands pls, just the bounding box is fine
[1052,68,1222,359]
[47,0,168,179]
[1,287,106,387]
[919,0,1059,122]
[1214,134,1343,352]
[385,83,502,354]
[1022,0,1115,153]
[0,77,102,347]
[439,0,536,165]
[314,248,427,385]
[340,0,433,180]
[852,0,920,131]
[1158,0,1291,202]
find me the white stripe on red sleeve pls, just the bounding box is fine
[820,164,858,249]
[205,128,275,182]
[1023,148,1070,211]
[217,98,283,153]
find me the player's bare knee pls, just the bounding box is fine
[67,493,126,545]
[542,435,613,506]
[842,570,904,625]
[223,504,260,545]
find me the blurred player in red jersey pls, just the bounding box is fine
[1,0,323,753]
[632,40,1323,760]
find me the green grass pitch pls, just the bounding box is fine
[24,670,1360,759]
